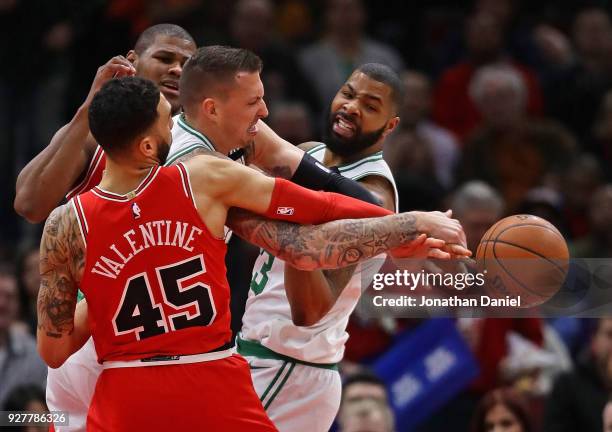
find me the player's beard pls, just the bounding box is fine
[157,139,171,166]
[322,109,386,158]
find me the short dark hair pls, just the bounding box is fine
[134,23,195,55]
[179,45,263,114]
[343,370,386,391]
[341,370,387,405]
[355,63,405,113]
[89,77,160,157]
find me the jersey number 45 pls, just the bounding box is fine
[112,255,216,340]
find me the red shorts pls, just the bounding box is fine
[87,354,277,432]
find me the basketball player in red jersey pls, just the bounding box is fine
[37,76,458,430]
[14,24,197,223]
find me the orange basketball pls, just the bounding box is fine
[475,214,570,307]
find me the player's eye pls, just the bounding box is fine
[155,56,172,64]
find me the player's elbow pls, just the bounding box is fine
[37,340,69,369]
[280,253,318,272]
[14,193,47,223]
[291,308,327,327]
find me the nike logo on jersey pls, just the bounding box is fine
[276,207,294,216]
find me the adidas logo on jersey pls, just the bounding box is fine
[132,202,142,219]
[276,207,294,216]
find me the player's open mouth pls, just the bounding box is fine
[160,80,179,96]
[332,115,356,138]
[247,122,258,135]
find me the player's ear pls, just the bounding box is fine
[381,116,400,139]
[138,137,156,160]
[202,98,217,121]
[126,50,137,67]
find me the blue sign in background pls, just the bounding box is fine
[373,318,479,431]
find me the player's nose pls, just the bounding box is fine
[258,99,269,119]
[169,61,182,77]
[343,100,360,118]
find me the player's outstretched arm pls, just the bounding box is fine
[37,204,89,368]
[14,56,135,223]
[226,208,420,271]
[227,207,469,270]
[184,155,393,234]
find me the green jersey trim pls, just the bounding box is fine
[337,153,384,172]
[237,337,339,371]
[264,362,296,410]
[305,144,326,155]
[177,114,215,152]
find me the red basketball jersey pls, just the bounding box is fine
[66,145,107,200]
[72,164,231,363]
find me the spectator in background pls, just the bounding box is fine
[384,70,459,191]
[0,263,47,408]
[269,101,314,144]
[471,387,534,432]
[570,184,612,258]
[338,371,395,432]
[449,180,505,254]
[3,384,48,431]
[518,187,567,236]
[229,0,320,114]
[544,318,612,432]
[561,154,604,240]
[338,399,395,432]
[16,244,40,335]
[299,0,403,110]
[541,8,612,142]
[433,11,543,142]
[342,371,389,406]
[384,128,443,212]
[459,64,575,211]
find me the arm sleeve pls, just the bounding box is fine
[263,178,392,224]
[291,152,381,205]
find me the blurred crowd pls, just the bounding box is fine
[1,0,612,431]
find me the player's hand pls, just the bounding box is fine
[84,56,136,106]
[390,234,450,259]
[413,209,468,249]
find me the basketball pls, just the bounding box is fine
[475,214,570,307]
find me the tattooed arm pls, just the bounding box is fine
[226,209,419,271]
[37,204,89,368]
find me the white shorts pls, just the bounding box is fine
[244,355,342,432]
[46,337,102,432]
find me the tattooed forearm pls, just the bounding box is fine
[37,204,84,338]
[226,208,419,271]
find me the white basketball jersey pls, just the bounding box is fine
[239,143,399,364]
[167,113,216,165]
[167,113,233,243]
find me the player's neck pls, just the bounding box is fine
[98,157,158,195]
[183,113,222,153]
